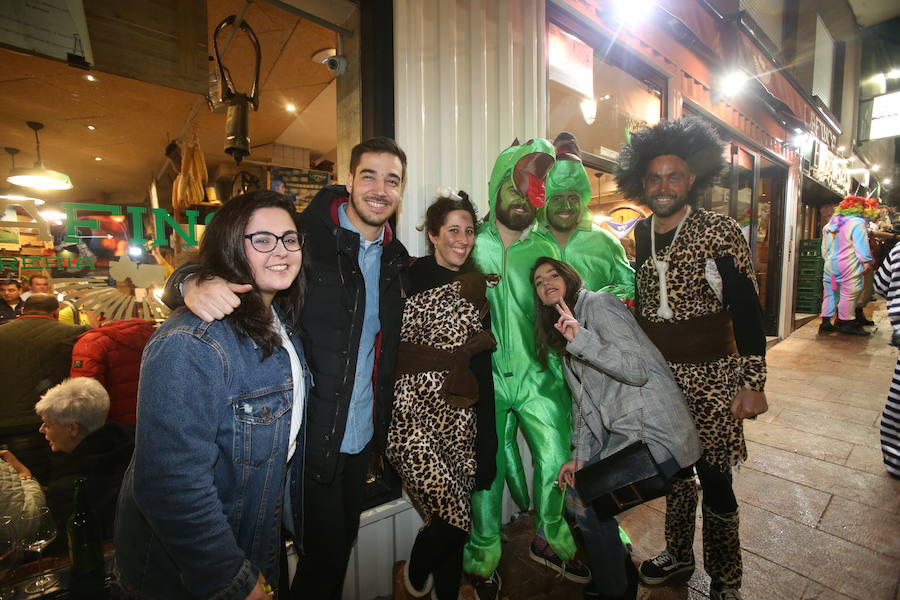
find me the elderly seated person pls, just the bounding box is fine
[2,377,133,555]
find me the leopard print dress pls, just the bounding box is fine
[636,209,766,471]
[386,278,486,531]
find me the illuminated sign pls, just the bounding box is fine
[870,91,900,141]
[0,255,95,271]
[0,200,216,247]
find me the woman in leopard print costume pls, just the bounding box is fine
[387,193,497,600]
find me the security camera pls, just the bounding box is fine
[326,55,348,76]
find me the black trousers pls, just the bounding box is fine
[676,458,738,513]
[290,443,372,600]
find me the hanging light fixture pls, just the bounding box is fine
[6,121,73,191]
[0,147,45,205]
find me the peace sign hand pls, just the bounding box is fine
[554,298,580,342]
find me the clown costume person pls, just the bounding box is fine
[463,139,590,593]
[818,195,877,336]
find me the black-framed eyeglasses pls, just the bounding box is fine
[243,231,305,253]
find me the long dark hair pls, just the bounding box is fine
[196,191,307,357]
[532,257,582,367]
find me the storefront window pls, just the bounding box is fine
[755,158,786,319]
[547,20,664,264]
[548,23,663,163]
[736,148,755,247]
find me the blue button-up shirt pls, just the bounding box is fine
[338,204,383,454]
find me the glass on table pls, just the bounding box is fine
[21,507,59,594]
[0,515,19,600]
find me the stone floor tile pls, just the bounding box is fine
[845,444,890,476]
[618,504,669,559]
[740,550,811,600]
[767,395,881,427]
[823,389,890,412]
[733,465,832,526]
[801,582,861,599]
[772,409,881,449]
[817,495,900,559]
[744,419,854,464]
[765,380,830,402]
[640,585,708,599]
[745,441,900,513]
[739,503,899,600]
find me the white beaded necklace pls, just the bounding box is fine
[650,206,691,320]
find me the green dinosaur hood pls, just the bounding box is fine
[538,160,593,229]
[545,159,591,208]
[486,137,555,217]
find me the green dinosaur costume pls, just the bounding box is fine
[535,133,635,299]
[464,139,577,577]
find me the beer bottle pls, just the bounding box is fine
[67,477,105,598]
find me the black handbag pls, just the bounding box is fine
[574,440,672,520]
[567,357,673,520]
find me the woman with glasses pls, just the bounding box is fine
[115,191,310,600]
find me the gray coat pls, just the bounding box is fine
[563,290,701,469]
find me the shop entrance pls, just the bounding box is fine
[702,142,786,336]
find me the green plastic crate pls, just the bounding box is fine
[799,267,823,278]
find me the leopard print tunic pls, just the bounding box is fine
[386,279,484,531]
[636,209,766,470]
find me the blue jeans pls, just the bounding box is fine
[567,486,628,595]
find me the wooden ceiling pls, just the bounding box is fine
[0,0,338,208]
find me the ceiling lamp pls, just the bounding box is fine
[0,147,44,205]
[6,121,73,191]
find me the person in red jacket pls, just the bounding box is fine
[70,318,156,425]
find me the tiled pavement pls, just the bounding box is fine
[461,302,900,600]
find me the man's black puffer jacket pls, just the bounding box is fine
[299,184,409,483]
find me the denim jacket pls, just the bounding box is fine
[115,308,310,599]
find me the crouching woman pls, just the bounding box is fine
[532,257,700,600]
[115,191,310,599]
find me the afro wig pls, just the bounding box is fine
[614,117,727,205]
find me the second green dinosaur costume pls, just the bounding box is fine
[535,132,635,301]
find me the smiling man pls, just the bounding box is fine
[535,132,634,300]
[616,118,767,600]
[165,137,411,599]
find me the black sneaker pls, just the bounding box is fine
[837,322,871,336]
[638,550,695,585]
[528,539,591,583]
[818,320,836,333]
[471,570,501,600]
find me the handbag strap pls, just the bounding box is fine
[566,353,647,468]
[566,355,587,466]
